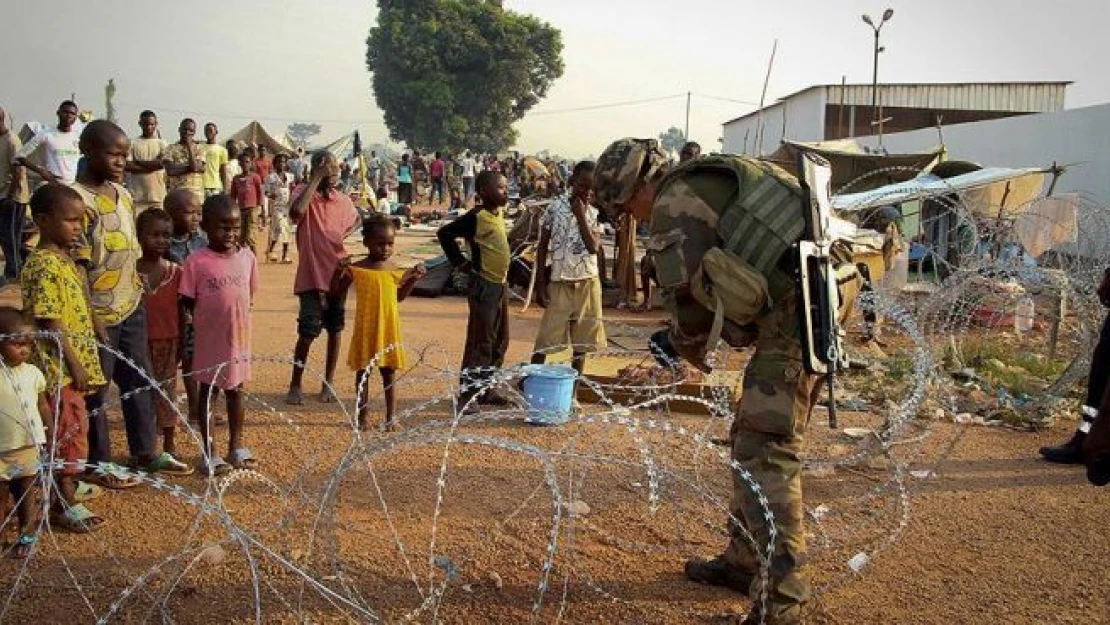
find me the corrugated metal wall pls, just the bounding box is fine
[824,83,1066,113]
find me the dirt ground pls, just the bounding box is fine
[2,227,1109,624]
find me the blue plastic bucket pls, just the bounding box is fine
[521,364,578,425]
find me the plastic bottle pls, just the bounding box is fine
[1014,295,1035,333]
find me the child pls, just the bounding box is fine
[436,170,512,409]
[397,154,413,206]
[136,209,183,455]
[164,189,208,425]
[531,161,605,394]
[0,308,49,557]
[179,195,258,475]
[231,149,263,256]
[20,183,109,528]
[266,153,294,263]
[335,215,425,431]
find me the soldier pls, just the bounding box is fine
[593,138,821,625]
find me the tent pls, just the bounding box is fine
[227,121,294,156]
[767,139,943,195]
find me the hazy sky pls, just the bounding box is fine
[1,0,1107,158]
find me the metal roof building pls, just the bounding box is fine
[722,81,1071,156]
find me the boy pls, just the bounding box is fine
[162,118,205,200]
[437,170,512,408]
[125,110,167,215]
[231,150,264,256]
[164,189,208,425]
[20,184,109,527]
[0,106,30,281]
[531,161,605,397]
[15,100,82,184]
[199,122,229,197]
[0,307,49,555]
[72,120,191,481]
[285,151,361,405]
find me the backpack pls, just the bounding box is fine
[647,155,824,365]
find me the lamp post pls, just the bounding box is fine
[862,8,894,131]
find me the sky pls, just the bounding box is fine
[1,0,1107,159]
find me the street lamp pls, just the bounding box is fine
[862,8,894,130]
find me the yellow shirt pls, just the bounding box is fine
[347,267,407,371]
[475,209,510,284]
[71,182,144,326]
[20,249,107,389]
[199,143,228,190]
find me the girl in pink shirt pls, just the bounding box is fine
[179,195,259,476]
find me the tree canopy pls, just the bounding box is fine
[286,123,322,148]
[366,0,563,153]
[658,126,686,155]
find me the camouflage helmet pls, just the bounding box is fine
[593,138,670,219]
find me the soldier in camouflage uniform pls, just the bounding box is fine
[593,138,818,625]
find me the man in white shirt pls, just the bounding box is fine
[530,160,605,393]
[460,150,477,205]
[367,150,381,189]
[14,100,82,184]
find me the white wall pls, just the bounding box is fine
[722,88,827,156]
[857,104,1110,204]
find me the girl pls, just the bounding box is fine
[336,214,425,431]
[397,154,413,206]
[266,153,294,263]
[179,194,258,475]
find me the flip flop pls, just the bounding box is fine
[8,534,37,559]
[141,452,194,476]
[55,504,106,533]
[84,464,142,490]
[200,455,232,477]
[285,387,304,406]
[228,448,258,470]
[73,481,104,503]
[318,387,337,404]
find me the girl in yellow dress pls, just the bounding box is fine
[334,214,425,431]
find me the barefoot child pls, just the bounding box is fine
[164,189,208,425]
[265,154,294,263]
[20,183,108,528]
[136,209,183,455]
[437,170,512,408]
[0,308,49,557]
[178,195,258,475]
[334,215,425,431]
[230,150,263,257]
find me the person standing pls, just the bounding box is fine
[285,151,360,405]
[15,100,83,184]
[461,150,477,205]
[397,154,414,206]
[367,150,381,189]
[230,149,264,256]
[289,147,308,184]
[430,151,446,206]
[199,122,229,197]
[680,141,702,162]
[0,107,30,280]
[530,161,605,391]
[162,118,206,200]
[126,110,167,215]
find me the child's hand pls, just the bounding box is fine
[408,264,428,281]
[93,319,109,344]
[318,290,329,312]
[70,364,91,393]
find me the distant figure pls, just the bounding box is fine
[126,110,167,214]
[461,150,477,204]
[0,106,30,280]
[266,153,295,263]
[430,151,446,205]
[225,140,242,183]
[397,154,414,205]
[199,122,228,197]
[367,150,381,188]
[288,147,308,184]
[680,141,702,162]
[255,146,273,228]
[15,99,83,184]
[333,214,426,431]
[162,118,206,199]
[230,149,264,256]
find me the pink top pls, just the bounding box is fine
[179,246,258,389]
[232,173,264,208]
[143,262,182,341]
[430,158,445,178]
[291,184,360,294]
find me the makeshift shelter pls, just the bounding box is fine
[767,139,943,194]
[227,121,294,156]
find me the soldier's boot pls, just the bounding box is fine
[1039,431,1085,464]
[684,556,754,593]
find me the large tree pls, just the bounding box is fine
[658,126,686,155]
[366,0,563,153]
[286,122,322,148]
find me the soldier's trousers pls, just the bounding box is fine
[724,293,821,625]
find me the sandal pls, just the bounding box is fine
[8,534,37,559]
[55,504,106,533]
[139,452,194,476]
[318,387,337,404]
[74,481,104,503]
[200,455,232,477]
[84,464,142,490]
[285,386,304,406]
[228,448,258,470]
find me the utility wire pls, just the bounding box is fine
[527,93,686,116]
